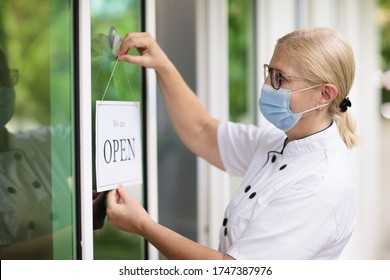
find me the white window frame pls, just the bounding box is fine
[196,0,230,250]
[78,0,93,259]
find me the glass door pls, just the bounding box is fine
[90,0,146,260]
[0,0,77,259]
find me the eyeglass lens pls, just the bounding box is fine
[0,69,18,87]
[264,64,281,90]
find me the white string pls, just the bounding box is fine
[100,56,138,105]
[101,57,120,101]
[120,61,137,103]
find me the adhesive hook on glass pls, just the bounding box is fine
[108,26,123,56]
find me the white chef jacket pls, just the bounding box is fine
[0,127,72,245]
[218,121,358,260]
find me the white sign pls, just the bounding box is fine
[95,101,142,192]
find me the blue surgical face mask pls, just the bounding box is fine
[0,87,15,127]
[259,84,328,131]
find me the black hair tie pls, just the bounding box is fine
[339,97,351,113]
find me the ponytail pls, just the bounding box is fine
[333,111,359,149]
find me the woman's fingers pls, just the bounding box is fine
[115,185,128,204]
[106,188,116,206]
[117,32,152,55]
[116,32,167,70]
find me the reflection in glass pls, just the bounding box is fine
[91,0,145,260]
[0,0,76,259]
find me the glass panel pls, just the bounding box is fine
[91,0,145,260]
[155,0,198,259]
[0,0,76,259]
[379,0,390,119]
[228,0,257,195]
[378,0,390,259]
[228,0,256,124]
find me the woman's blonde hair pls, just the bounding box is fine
[276,27,358,149]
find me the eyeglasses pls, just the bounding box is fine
[0,69,19,87]
[263,64,309,90]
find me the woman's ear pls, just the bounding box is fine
[320,84,338,104]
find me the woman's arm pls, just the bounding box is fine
[117,32,223,170]
[106,186,234,260]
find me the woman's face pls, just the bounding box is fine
[268,46,322,117]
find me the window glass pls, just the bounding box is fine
[91,0,145,260]
[228,0,257,124]
[378,0,390,259]
[228,0,257,195]
[0,0,76,259]
[155,0,198,259]
[379,0,390,119]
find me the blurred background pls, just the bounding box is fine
[156,0,390,260]
[0,0,389,259]
[378,0,390,259]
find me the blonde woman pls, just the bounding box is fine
[106,27,358,260]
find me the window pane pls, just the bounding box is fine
[228,0,257,196]
[155,0,198,259]
[91,0,145,260]
[0,0,76,259]
[228,0,257,124]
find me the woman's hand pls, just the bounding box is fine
[117,32,170,72]
[106,185,151,235]
[106,186,234,260]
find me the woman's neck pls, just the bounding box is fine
[286,116,333,142]
[0,128,9,151]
